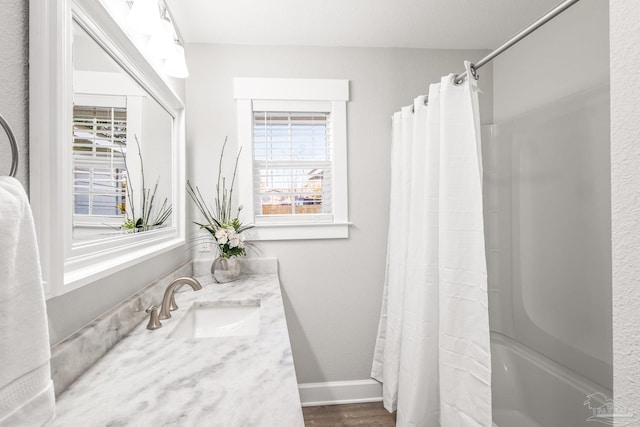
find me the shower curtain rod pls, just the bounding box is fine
[454,0,582,84]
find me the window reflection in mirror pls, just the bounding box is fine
[71,21,173,242]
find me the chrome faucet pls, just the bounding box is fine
[158,277,203,320]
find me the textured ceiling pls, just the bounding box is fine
[165,0,564,49]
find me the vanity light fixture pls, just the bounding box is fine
[126,0,189,78]
[146,16,175,59]
[162,43,189,78]
[126,0,162,36]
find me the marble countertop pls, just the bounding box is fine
[52,268,305,427]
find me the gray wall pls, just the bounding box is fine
[492,0,611,388]
[0,0,190,346]
[0,0,29,186]
[185,44,493,383]
[611,0,640,408]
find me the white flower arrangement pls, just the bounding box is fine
[214,226,246,249]
[187,137,253,259]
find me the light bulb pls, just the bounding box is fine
[147,18,175,59]
[162,43,189,78]
[126,0,162,36]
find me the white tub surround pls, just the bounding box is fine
[492,333,611,427]
[52,258,304,427]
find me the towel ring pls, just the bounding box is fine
[0,114,18,177]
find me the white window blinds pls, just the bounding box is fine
[72,105,127,216]
[252,110,333,220]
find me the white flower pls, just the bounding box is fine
[215,228,228,244]
[238,233,246,249]
[224,226,239,248]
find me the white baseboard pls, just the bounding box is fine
[298,379,383,407]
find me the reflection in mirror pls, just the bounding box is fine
[31,0,185,296]
[72,21,173,242]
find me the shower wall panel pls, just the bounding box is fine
[508,86,611,389]
[490,0,611,390]
[482,125,513,338]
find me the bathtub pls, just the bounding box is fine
[491,332,611,427]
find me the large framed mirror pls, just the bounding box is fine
[30,0,185,297]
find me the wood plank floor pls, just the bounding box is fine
[302,402,396,426]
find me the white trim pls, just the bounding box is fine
[236,99,255,226]
[331,101,349,225]
[74,92,127,108]
[64,237,183,292]
[252,100,331,113]
[249,223,349,241]
[29,0,68,298]
[298,380,383,407]
[234,78,349,101]
[254,214,334,225]
[74,71,144,97]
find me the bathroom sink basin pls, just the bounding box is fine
[168,300,261,339]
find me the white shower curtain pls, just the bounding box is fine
[372,62,491,427]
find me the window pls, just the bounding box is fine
[71,91,145,242]
[253,108,332,220]
[235,78,349,240]
[72,105,127,218]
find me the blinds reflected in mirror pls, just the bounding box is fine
[72,105,127,217]
[253,111,333,217]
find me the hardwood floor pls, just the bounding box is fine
[302,402,396,426]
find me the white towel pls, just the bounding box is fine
[0,177,55,426]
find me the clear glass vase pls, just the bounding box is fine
[211,256,241,283]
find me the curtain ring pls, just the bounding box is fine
[452,63,479,86]
[412,95,429,112]
[469,63,479,81]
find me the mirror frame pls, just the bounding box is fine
[30,0,186,298]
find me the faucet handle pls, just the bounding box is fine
[145,305,162,330]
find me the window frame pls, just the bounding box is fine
[234,78,350,241]
[30,0,186,297]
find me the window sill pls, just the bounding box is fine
[248,222,351,241]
